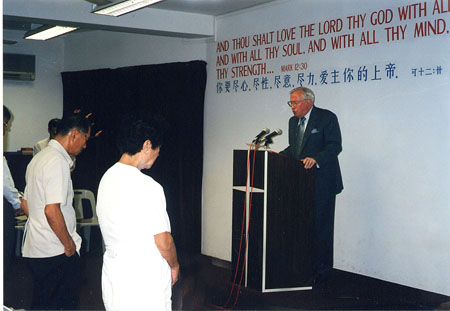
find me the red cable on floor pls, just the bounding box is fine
[228,144,258,310]
[216,143,259,310]
[191,144,260,311]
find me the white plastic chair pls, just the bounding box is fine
[73,189,103,252]
[14,222,25,256]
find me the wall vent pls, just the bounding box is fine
[3,53,36,81]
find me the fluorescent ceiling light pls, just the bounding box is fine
[93,0,164,17]
[24,25,78,41]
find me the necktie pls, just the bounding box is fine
[294,117,306,158]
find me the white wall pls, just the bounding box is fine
[202,0,450,296]
[63,30,208,71]
[3,30,65,152]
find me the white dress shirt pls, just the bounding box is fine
[22,140,81,258]
[297,106,313,127]
[3,156,21,210]
[33,137,50,156]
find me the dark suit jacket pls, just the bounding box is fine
[281,106,343,198]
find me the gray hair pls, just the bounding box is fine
[290,87,315,104]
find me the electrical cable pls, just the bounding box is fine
[193,143,259,311]
[228,142,258,310]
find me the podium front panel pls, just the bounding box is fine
[233,150,265,190]
[265,152,314,289]
[232,150,314,292]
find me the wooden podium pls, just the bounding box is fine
[232,150,314,292]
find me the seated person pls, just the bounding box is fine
[33,118,60,155]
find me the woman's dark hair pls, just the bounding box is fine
[117,114,166,155]
[57,115,91,136]
[3,106,12,121]
[48,118,61,130]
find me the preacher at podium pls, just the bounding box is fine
[280,86,343,284]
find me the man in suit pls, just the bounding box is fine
[280,86,343,284]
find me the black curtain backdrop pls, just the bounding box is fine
[61,60,206,258]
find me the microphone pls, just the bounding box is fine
[252,128,270,144]
[260,128,283,145]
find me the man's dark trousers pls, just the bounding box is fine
[27,253,81,310]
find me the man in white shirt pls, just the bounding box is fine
[3,106,24,278]
[33,118,60,155]
[3,106,23,214]
[22,114,91,310]
[3,157,22,212]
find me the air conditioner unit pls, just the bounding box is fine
[3,53,36,81]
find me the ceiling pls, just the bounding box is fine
[150,0,277,16]
[3,0,278,44]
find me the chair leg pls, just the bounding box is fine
[84,227,91,252]
[15,230,23,257]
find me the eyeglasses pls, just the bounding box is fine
[287,99,309,107]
